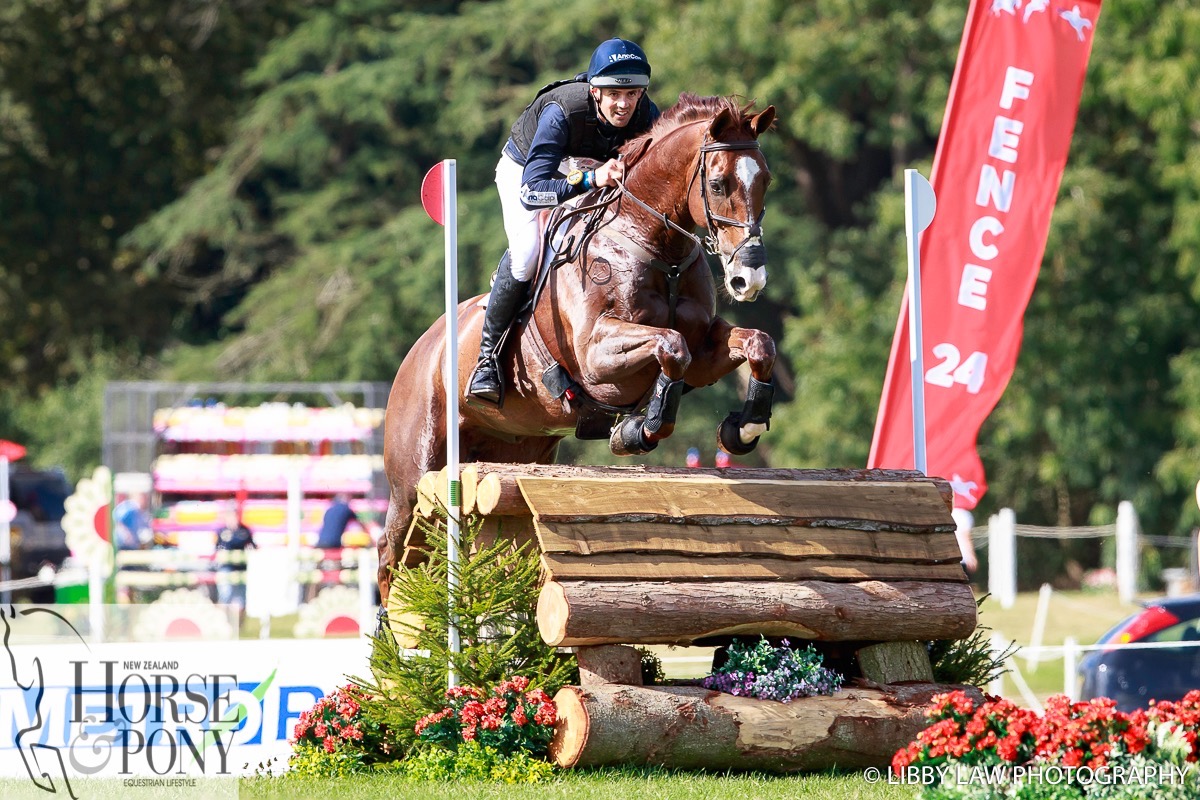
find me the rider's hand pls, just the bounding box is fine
[593,159,624,188]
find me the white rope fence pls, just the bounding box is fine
[980,502,1144,608]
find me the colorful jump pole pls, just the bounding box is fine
[421,160,462,688]
[903,169,936,476]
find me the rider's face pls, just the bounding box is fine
[591,87,644,128]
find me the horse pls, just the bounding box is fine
[377,94,778,602]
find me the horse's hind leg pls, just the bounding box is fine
[683,316,777,456]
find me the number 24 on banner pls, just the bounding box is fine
[926,344,987,395]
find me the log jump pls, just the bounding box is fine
[399,463,980,772]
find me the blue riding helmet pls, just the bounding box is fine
[587,38,651,89]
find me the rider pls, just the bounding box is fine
[467,38,661,404]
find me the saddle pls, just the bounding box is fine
[484,197,630,439]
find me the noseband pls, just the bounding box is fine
[692,138,766,259]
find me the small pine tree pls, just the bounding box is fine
[354,512,576,755]
[929,595,1018,687]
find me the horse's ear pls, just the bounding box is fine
[708,108,737,140]
[750,105,776,138]
[623,136,652,167]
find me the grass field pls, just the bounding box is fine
[240,769,917,800]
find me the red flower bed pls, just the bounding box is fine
[892,690,1200,796]
[414,676,557,758]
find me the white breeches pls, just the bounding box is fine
[495,155,541,282]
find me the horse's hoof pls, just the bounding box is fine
[610,415,658,456]
[717,412,759,456]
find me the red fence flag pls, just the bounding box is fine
[868,0,1102,510]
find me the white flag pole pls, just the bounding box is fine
[904,169,936,476]
[441,160,462,688]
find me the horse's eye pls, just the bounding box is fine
[708,178,725,195]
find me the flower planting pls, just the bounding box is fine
[414,676,557,757]
[702,637,843,702]
[893,689,1200,798]
[289,684,390,776]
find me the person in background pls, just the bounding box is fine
[952,507,979,575]
[214,505,255,614]
[316,493,372,550]
[113,492,150,550]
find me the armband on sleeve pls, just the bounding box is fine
[520,183,560,208]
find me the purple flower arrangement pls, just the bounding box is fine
[703,637,844,702]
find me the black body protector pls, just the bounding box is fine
[508,78,655,163]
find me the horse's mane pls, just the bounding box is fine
[622,93,760,156]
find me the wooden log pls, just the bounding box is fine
[469,463,954,517]
[415,471,436,517]
[521,477,952,528]
[536,520,962,560]
[537,579,978,646]
[857,641,935,684]
[550,682,983,771]
[541,553,968,583]
[472,516,538,556]
[460,464,479,515]
[474,469,519,516]
[432,466,450,512]
[575,645,643,686]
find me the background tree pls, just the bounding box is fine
[5,0,1200,582]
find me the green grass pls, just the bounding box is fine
[240,769,914,800]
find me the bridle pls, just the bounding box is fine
[549,120,769,263]
[688,137,766,260]
[543,121,769,325]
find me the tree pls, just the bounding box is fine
[0,0,304,394]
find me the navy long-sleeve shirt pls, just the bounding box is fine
[503,101,659,211]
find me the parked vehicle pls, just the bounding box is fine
[7,466,72,601]
[1078,593,1200,712]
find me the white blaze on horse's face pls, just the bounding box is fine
[717,153,769,303]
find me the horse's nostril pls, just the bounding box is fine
[730,277,747,294]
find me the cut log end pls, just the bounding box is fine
[474,471,504,516]
[460,464,479,515]
[537,580,569,646]
[548,686,589,768]
[415,471,436,517]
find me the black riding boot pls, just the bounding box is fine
[467,251,530,405]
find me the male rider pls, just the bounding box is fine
[467,38,661,404]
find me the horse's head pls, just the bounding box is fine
[689,103,775,302]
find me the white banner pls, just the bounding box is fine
[1,608,371,797]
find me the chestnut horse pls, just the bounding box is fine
[378,94,778,602]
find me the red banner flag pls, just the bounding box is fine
[868,0,1102,510]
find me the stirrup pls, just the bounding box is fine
[466,358,504,407]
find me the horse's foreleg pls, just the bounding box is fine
[584,316,692,455]
[683,316,777,455]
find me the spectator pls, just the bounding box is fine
[113,492,151,550]
[952,508,978,575]
[214,505,254,613]
[316,494,371,550]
